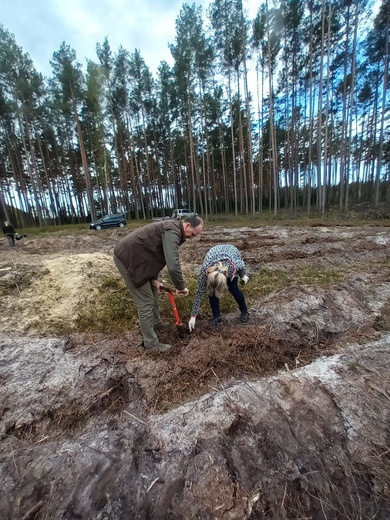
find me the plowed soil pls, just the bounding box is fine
[0,222,390,520]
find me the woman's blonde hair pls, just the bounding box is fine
[206,262,228,298]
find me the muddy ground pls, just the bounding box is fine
[0,222,390,519]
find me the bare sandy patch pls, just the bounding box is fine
[0,252,117,335]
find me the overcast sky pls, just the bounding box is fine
[2,0,215,78]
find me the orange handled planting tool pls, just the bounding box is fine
[160,286,186,338]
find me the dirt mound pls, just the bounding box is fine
[0,223,390,519]
[1,332,389,519]
[353,201,390,220]
[0,253,114,334]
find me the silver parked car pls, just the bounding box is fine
[171,208,197,219]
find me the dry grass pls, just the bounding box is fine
[142,324,319,413]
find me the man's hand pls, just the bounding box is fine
[176,288,189,297]
[151,280,164,291]
[241,275,249,284]
[188,316,196,332]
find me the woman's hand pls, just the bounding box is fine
[241,275,249,284]
[188,316,196,331]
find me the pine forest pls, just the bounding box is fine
[0,0,389,227]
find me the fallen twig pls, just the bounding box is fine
[281,482,287,509]
[35,436,49,444]
[195,367,212,381]
[123,410,148,425]
[211,368,242,416]
[98,387,114,399]
[21,501,43,520]
[12,450,20,478]
[146,477,159,492]
[182,401,198,418]
[97,396,123,418]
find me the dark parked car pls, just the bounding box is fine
[89,214,127,230]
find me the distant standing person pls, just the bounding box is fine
[114,215,204,353]
[2,221,16,247]
[188,244,249,331]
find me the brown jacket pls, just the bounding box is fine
[113,220,186,288]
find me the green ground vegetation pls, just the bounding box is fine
[72,264,345,334]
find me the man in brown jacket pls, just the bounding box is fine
[113,214,204,352]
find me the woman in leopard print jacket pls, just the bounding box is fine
[188,244,249,331]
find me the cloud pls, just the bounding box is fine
[3,0,210,77]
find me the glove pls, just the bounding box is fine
[188,316,196,332]
[241,275,249,284]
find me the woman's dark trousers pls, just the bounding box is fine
[209,276,248,318]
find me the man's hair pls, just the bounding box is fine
[206,262,228,298]
[183,214,203,228]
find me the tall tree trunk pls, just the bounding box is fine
[345,0,359,211]
[236,77,247,214]
[17,110,45,227]
[321,0,333,214]
[35,129,60,224]
[72,95,96,222]
[227,70,238,217]
[317,0,326,216]
[267,34,278,216]
[374,21,389,206]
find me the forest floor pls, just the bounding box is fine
[0,220,390,519]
